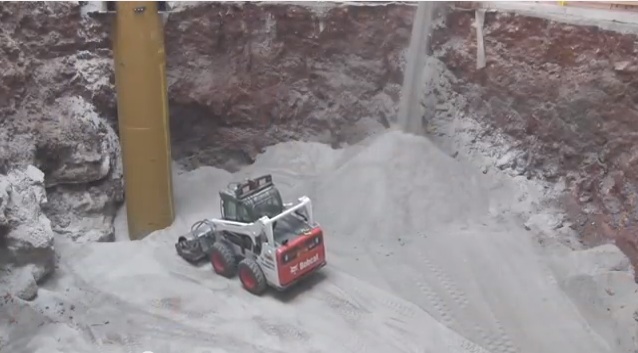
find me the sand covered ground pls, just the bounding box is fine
[2,130,636,353]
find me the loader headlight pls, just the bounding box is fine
[281,251,298,264]
[306,236,321,250]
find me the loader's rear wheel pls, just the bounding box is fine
[210,241,237,278]
[238,258,267,295]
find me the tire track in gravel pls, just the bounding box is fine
[410,234,521,353]
[325,271,494,353]
[315,281,375,353]
[350,216,455,326]
[382,142,464,329]
[333,143,459,328]
[482,312,522,350]
[253,316,311,342]
[415,248,470,309]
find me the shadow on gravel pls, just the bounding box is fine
[267,271,329,303]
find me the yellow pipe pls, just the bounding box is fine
[113,1,175,240]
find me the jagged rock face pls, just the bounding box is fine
[430,10,638,278]
[34,96,116,188]
[0,266,39,301]
[0,2,122,250]
[37,96,124,243]
[165,3,412,170]
[0,166,55,288]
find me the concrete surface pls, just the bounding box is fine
[3,130,636,353]
[477,1,638,34]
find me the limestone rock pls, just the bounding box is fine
[36,96,124,243]
[613,60,638,73]
[0,2,122,247]
[496,150,518,170]
[1,267,39,301]
[555,243,634,279]
[35,96,115,187]
[44,180,121,243]
[524,212,565,235]
[0,166,55,282]
[0,178,9,226]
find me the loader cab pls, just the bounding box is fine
[219,175,326,289]
[219,175,284,223]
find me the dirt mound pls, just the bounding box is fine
[6,131,637,353]
[249,130,638,352]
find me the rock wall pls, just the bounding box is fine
[0,166,54,300]
[429,10,638,279]
[165,3,414,171]
[0,2,123,298]
[0,3,123,242]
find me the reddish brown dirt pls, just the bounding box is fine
[431,10,638,279]
[164,3,414,170]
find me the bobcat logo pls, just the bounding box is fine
[300,254,319,270]
[289,254,319,275]
[290,264,299,275]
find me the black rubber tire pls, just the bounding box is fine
[238,258,267,295]
[210,241,237,278]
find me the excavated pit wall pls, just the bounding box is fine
[0,1,637,297]
[429,9,638,279]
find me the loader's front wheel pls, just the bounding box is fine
[238,258,267,295]
[210,241,237,278]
